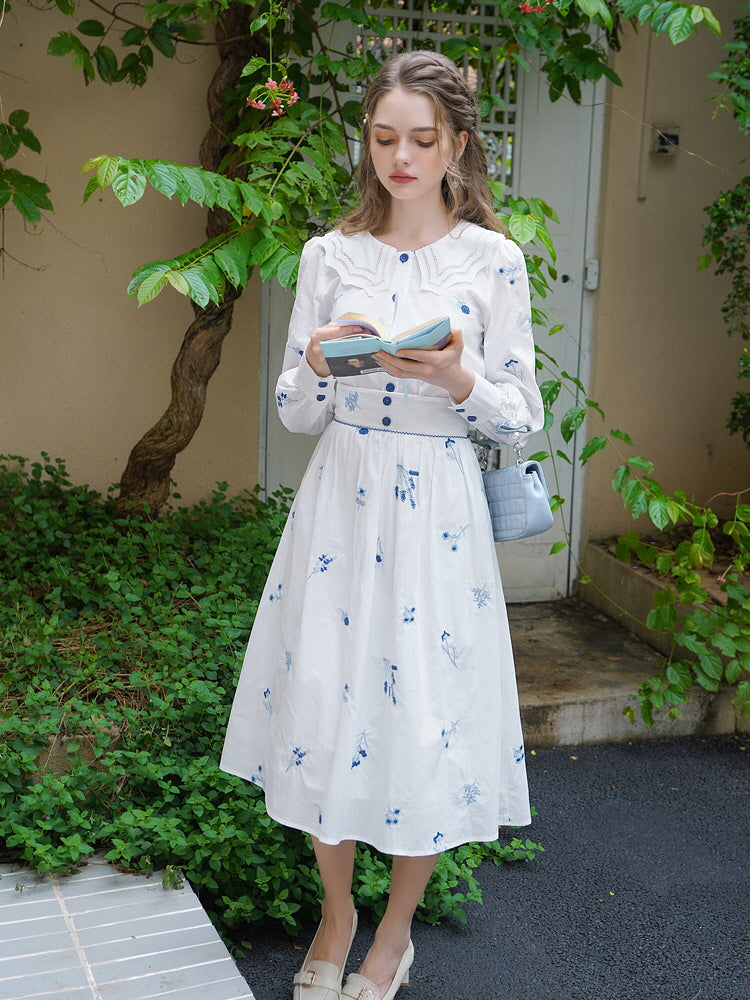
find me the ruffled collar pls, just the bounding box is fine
[321,222,500,294]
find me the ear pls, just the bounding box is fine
[456,130,469,159]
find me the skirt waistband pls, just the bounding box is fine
[333,384,469,438]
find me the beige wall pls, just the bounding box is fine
[584,2,748,540]
[1,5,261,505]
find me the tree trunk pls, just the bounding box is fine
[114,6,261,518]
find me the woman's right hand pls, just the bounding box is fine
[305,323,363,378]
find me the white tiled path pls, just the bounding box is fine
[0,859,255,1000]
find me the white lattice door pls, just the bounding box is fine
[258,7,603,601]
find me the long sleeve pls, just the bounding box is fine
[274,237,338,436]
[448,236,544,447]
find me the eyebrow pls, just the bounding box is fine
[372,124,437,133]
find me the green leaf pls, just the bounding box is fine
[112,165,147,206]
[560,405,587,443]
[648,497,672,531]
[166,271,191,296]
[241,56,268,78]
[579,436,606,464]
[122,27,146,46]
[95,46,118,83]
[0,126,21,160]
[96,156,120,189]
[276,252,299,288]
[550,540,567,555]
[666,7,696,44]
[12,190,41,224]
[181,268,212,308]
[508,212,537,246]
[214,242,249,288]
[135,269,169,305]
[8,109,29,129]
[78,19,106,37]
[145,162,182,199]
[47,33,77,57]
[576,0,614,31]
[0,176,12,208]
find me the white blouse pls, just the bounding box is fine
[275,221,544,445]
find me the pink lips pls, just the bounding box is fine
[389,173,416,184]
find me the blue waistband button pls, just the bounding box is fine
[383,396,392,405]
[382,416,392,426]
[385,382,396,392]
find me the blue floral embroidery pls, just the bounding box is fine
[498,262,523,286]
[342,682,351,703]
[285,747,309,772]
[351,730,369,768]
[385,808,401,825]
[383,658,398,705]
[318,465,324,479]
[440,630,460,668]
[514,744,525,763]
[376,536,384,563]
[401,606,415,623]
[394,465,419,509]
[462,781,481,805]
[276,391,288,408]
[504,358,526,382]
[308,553,336,579]
[251,764,264,787]
[445,437,464,474]
[433,831,445,848]
[344,391,360,412]
[285,650,292,671]
[338,609,350,626]
[268,583,283,602]
[441,720,460,748]
[316,804,323,825]
[262,688,273,716]
[472,584,491,609]
[442,525,468,551]
[454,296,471,315]
[355,487,367,508]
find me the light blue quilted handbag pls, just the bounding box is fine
[480,443,554,542]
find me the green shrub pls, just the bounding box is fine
[0,454,541,935]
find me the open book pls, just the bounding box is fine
[321,313,452,377]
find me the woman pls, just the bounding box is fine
[221,49,544,1000]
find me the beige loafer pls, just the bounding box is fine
[293,910,358,1000]
[340,940,414,1000]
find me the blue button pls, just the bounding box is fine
[385,382,395,392]
[316,394,325,401]
[318,381,327,388]
[382,416,391,426]
[399,253,409,262]
[358,427,369,434]
[467,415,477,422]
[456,408,465,413]
[383,396,392,406]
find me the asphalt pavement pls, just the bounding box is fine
[233,735,749,1000]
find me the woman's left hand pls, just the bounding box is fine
[373,328,476,404]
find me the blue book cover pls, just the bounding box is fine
[321,313,451,377]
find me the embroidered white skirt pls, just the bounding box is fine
[220,386,530,855]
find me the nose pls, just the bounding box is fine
[393,140,411,166]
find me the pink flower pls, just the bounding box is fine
[266,78,278,90]
[247,98,266,109]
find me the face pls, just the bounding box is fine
[369,88,466,209]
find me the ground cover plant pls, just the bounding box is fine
[0,454,542,936]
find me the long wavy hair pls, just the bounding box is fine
[340,50,502,236]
